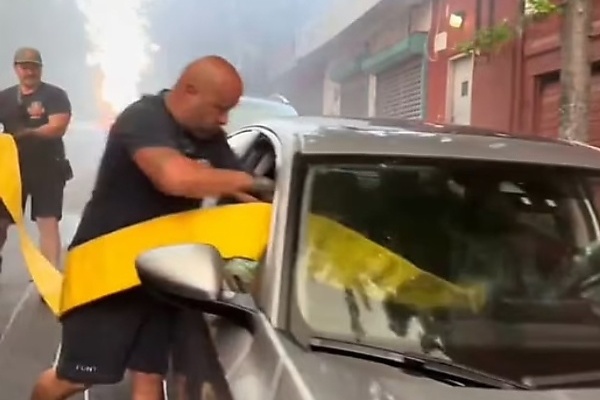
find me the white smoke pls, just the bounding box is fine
[75,0,159,114]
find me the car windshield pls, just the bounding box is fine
[294,157,600,386]
[224,98,298,134]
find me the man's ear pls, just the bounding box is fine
[185,83,198,95]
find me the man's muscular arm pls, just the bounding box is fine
[21,86,71,139]
[132,147,254,198]
[115,101,255,199]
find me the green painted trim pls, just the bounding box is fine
[361,32,428,74]
[419,57,428,119]
[329,58,364,83]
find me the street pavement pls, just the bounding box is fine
[0,123,131,398]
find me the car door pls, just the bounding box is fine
[215,130,284,399]
[169,130,284,400]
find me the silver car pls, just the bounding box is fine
[224,95,298,134]
[137,117,600,399]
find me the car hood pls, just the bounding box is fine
[280,336,600,400]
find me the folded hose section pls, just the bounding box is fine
[1,134,486,318]
[302,215,487,312]
[0,135,63,312]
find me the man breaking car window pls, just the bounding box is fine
[29,55,273,400]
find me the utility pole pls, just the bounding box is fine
[559,0,592,141]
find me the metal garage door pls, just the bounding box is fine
[375,57,423,119]
[340,74,369,118]
[537,72,600,144]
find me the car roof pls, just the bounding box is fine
[254,116,600,170]
[224,95,298,134]
[238,95,297,110]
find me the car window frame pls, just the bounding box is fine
[227,129,261,160]
[220,128,283,308]
[280,153,315,346]
[202,129,261,209]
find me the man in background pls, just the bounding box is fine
[0,47,72,273]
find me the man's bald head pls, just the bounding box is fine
[167,55,244,135]
[175,56,243,97]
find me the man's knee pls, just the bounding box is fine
[130,371,165,400]
[30,368,87,400]
[35,216,61,247]
[36,217,60,234]
[35,216,61,267]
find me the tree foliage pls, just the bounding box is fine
[456,0,562,56]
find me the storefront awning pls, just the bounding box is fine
[361,32,428,74]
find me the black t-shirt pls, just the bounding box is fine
[69,91,244,248]
[0,82,71,165]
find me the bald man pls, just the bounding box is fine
[30,56,272,400]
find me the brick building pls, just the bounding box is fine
[270,0,600,143]
[427,0,600,143]
[270,0,431,118]
[519,1,600,143]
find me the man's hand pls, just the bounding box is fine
[248,176,275,201]
[227,177,275,203]
[232,192,261,203]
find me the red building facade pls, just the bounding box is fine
[427,0,524,132]
[427,0,600,144]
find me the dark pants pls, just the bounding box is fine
[56,288,177,385]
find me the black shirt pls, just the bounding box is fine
[70,91,244,248]
[0,82,71,166]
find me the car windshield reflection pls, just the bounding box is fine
[293,158,600,385]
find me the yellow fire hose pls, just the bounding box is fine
[0,135,271,316]
[0,134,486,318]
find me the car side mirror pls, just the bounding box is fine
[135,244,258,329]
[135,243,224,303]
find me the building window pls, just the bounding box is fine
[461,81,469,97]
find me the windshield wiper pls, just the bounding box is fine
[523,371,600,389]
[310,337,530,390]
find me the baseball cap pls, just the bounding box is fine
[13,47,43,65]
